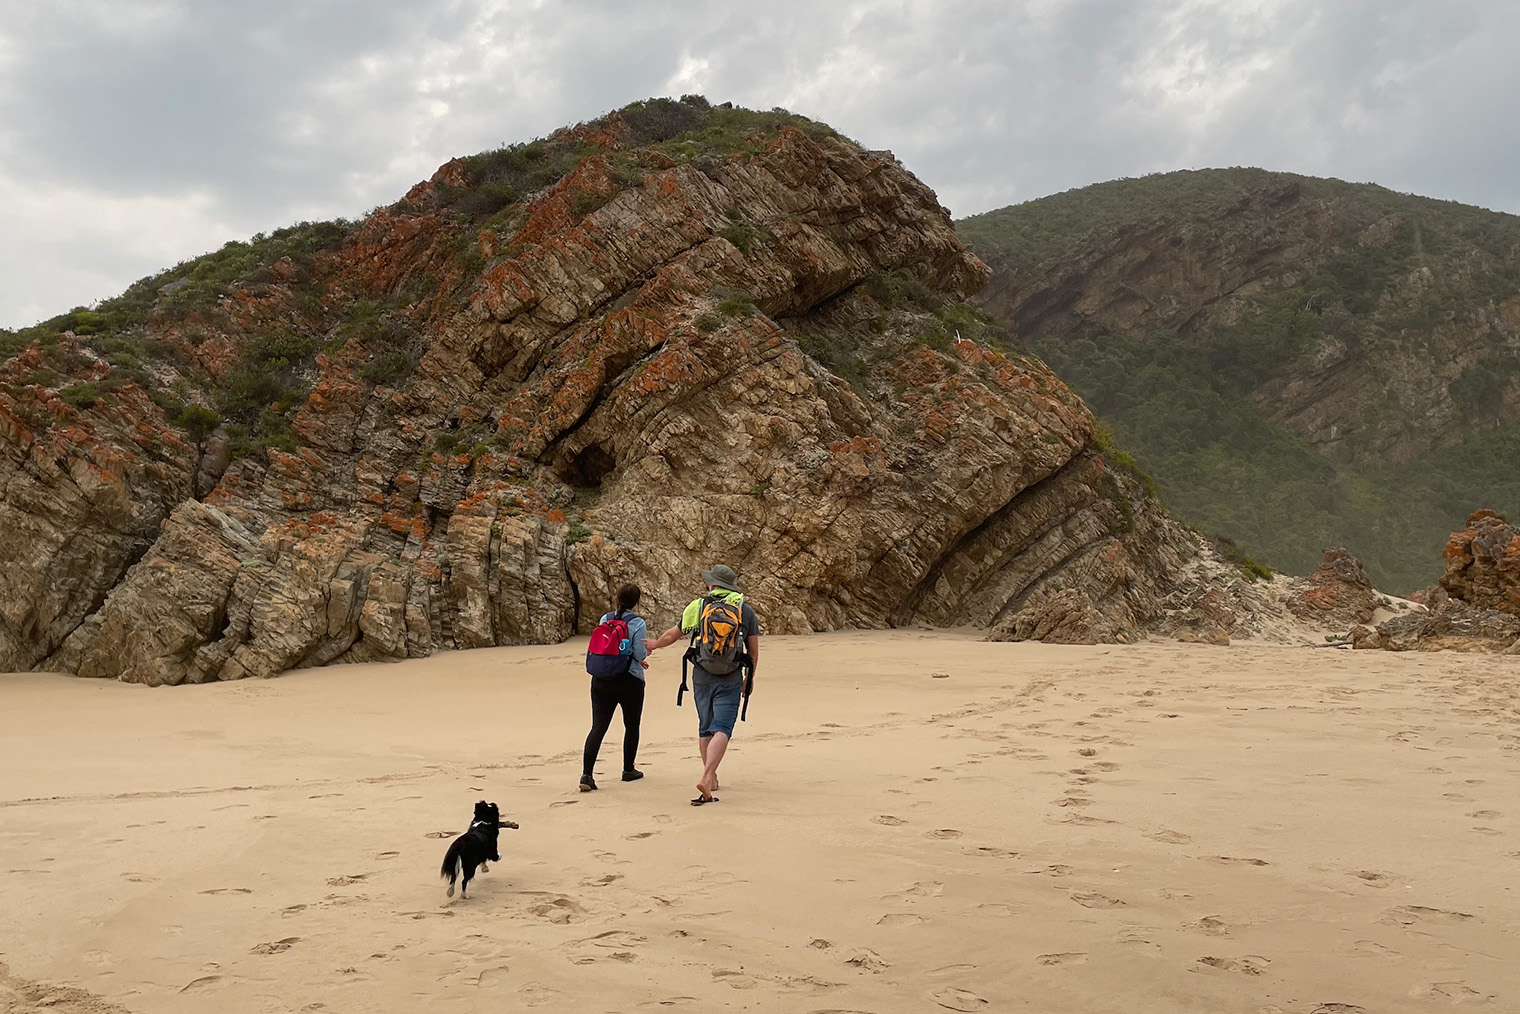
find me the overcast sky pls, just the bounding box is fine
[2,0,1517,329]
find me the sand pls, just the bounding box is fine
[2,631,1518,1013]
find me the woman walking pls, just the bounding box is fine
[581,584,648,791]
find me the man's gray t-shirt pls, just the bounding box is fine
[682,595,760,685]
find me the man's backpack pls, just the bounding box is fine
[586,611,633,678]
[691,594,746,675]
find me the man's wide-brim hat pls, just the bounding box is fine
[701,564,742,592]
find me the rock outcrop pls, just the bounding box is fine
[1439,509,1520,614]
[0,99,1268,683]
[1286,548,1378,628]
[1361,510,1520,652]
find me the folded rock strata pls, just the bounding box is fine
[0,102,1276,682]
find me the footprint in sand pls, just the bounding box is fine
[845,950,890,972]
[582,874,624,887]
[281,904,307,917]
[423,831,455,839]
[199,887,252,895]
[966,846,1018,859]
[1070,891,1126,909]
[882,881,944,905]
[326,874,370,887]
[1026,864,1073,877]
[931,986,989,1011]
[1036,952,1088,965]
[1381,905,1475,926]
[1053,796,1092,807]
[1353,940,1399,957]
[121,873,159,883]
[627,832,658,840]
[375,851,400,861]
[468,964,512,986]
[1204,856,1269,867]
[179,975,224,993]
[877,913,926,927]
[1116,929,1162,954]
[1145,830,1192,844]
[1309,1005,1367,1013]
[1092,761,1120,771]
[250,937,300,955]
[567,929,645,964]
[1195,955,1270,975]
[1188,916,1229,935]
[1421,982,1491,1003]
[1352,871,1394,888]
[1076,748,1099,757]
[1467,809,1501,819]
[549,800,579,808]
[526,895,586,924]
[927,828,963,839]
[873,815,908,826]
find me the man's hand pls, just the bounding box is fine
[649,625,685,651]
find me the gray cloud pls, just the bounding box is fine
[3,0,1517,328]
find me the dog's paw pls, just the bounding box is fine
[480,862,490,873]
[502,820,519,829]
[446,885,455,898]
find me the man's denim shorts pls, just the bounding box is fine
[693,679,743,738]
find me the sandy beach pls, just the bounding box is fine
[3,631,1518,1013]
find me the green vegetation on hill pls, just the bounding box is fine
[0,220,356,360]
[958,167,1520,273]
[424,95,840,222]
[962,168,1520,593]
[1031,329,1520,591]
[0,95,838,462]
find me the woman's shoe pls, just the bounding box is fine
[621,769,644,782]
[579,774,598,792]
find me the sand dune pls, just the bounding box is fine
[2,632,1518,1013]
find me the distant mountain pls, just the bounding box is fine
[958,168,1520,593]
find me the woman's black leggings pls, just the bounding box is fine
[583,673,645,776]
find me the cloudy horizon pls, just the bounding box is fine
[3,0,1517,330]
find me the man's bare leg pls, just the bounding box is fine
[697,731,729,797]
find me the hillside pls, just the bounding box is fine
[959,168,1520,592]
[0,97,1266,684]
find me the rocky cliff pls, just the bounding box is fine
[1,98,1248,683]
[958,169,1520,592]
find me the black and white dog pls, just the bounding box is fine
[440,800,518,899]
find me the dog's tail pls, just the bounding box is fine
[441,846,461,887]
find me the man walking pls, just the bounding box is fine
[647,564,760,805]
